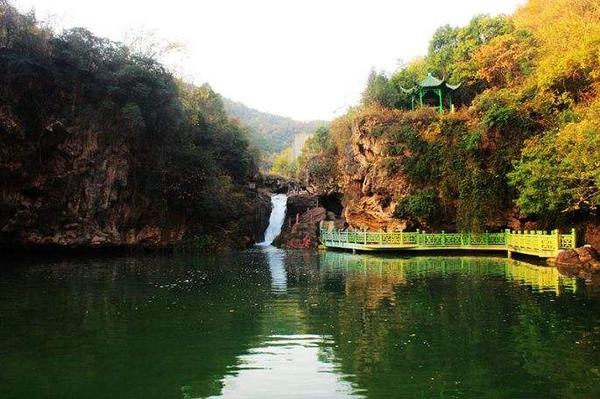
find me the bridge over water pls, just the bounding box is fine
[319,223,577,258]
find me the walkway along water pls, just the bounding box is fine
[319,222,577,258]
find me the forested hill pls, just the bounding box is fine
[222,98,327,155]
[293,0,600,245]
[0,0,270,251]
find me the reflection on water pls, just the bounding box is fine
[264,247,288,294]
[1,252,599,399]
[506,259,578,293]
[208,335,360,399]
[320,252,578,296]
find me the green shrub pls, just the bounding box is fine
[394,188,440,220]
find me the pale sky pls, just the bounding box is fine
[14,0,524,121]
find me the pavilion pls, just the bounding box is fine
[401,73,461,114]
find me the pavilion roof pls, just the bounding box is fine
[401,72,461,93]
[420,73,444,87]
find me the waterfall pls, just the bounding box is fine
[257,194,287,246]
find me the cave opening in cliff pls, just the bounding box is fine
[318,193,343,217]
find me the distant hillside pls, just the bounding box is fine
[223,98,327,155]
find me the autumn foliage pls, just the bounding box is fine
[301,0,600,230]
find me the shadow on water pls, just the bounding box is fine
[0,254,273,399]
[1,250,600,398]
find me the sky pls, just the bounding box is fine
[14,0,524,121]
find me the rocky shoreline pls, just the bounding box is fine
[556,246,600,283]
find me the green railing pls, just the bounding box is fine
[319,223,577,258]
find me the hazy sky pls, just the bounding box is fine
[14,0,524,121]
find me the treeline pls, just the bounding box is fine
[0,1,261,249]
[222,97,326,168]
[296,0,600,231]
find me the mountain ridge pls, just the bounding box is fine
[222,97,328,156]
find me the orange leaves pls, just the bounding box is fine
[474,32,537,88]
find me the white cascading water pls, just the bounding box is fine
[257,194,288,293]
[257,194,288,246]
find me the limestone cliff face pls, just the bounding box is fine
[338,108,419,231]
[328,107,600,251]
[0,119,268,251]
[1,122,165,249]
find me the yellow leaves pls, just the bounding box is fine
[556,99,600,157]
[552,99,600,207]
[271,147,297,178]
[514,0,600,94]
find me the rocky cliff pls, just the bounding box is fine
[307,106,600,250]
[273,193,344,249]
[337,108,416,231]
[1,122,172,249]
[0,7,270,252]
[0,119,270,251]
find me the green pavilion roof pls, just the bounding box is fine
[400,72,462,114]
[420,72,444,87]
[401,72,462,92]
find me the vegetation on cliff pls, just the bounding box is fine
[0,1,266,250]
[297,0,600,233]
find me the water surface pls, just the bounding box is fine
[1,251,599,398]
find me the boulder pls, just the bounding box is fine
[556,246,600,281]
[557,246,600,268]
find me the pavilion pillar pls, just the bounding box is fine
[419,89,423,107]
[437,88,443,114]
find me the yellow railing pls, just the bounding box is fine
[319,223,577,258]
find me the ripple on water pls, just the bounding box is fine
[212,334,363,399]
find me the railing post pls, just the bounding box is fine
[554,229,560,253]
[571,228,577,249]
[400,230,404,246]
[441,231,445,246]
[364,230,367,245]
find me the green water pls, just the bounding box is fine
[1,249,600,398]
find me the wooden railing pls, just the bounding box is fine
[319,223,577,258]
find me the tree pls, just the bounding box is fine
[427,25,460,78]
[271,147,297,177]
[509,100,600,216]
[514,0,600,100]
[474,31,537,88]
[361,70,399,108]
